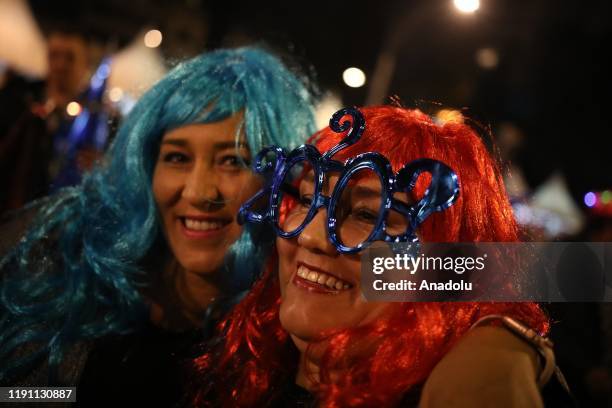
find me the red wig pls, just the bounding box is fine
[192,106,548,407]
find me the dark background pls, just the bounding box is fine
[27,0,612,206]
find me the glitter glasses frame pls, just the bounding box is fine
[238,107,460,254]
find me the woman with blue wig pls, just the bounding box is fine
[0,47,316,403]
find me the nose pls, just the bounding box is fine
[297,208,337,256]
[182,165,223,207]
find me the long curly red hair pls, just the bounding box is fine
[191,106,548,407]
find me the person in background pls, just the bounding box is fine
[0,28,90,213]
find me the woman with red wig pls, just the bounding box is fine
[191,106,571,407]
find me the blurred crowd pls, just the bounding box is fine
[1,28,117,213]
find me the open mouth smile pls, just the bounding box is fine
[179,216,232,238]
[293,263,354,293]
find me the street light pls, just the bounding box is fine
[342,67,367,88]
[453,0,480,13]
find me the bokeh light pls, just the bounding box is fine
[143,29,163,48]
[342,67,366,88]
[435,109,464,124]
[454,0,480,13]
[584,191,597,208]
[66,101,82,116]
[476,48,499,69]
[108,87,124,103]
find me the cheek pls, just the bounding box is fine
[245,174,263,194]
[218,174,261,213]
[237,174,263,201]
[152,166,180,209]
[276,237,297,296]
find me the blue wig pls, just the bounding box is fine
[0,47,316,382]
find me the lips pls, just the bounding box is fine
[293,262,354,293]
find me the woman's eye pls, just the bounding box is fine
[162,152,189,164]
[299,194,314,207]
[218,155,250,169]
[352,207,379,223]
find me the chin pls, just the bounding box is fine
[280,317,316,344]
[178,253,225,275]
[279,301,330,342]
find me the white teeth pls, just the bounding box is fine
[296,265,352,290]
[184,218,224,231]
[325,276,337,289]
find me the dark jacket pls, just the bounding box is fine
[0,197,231,406]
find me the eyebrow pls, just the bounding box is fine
[350,185,382,199]
[161,138,188,147]
[349,185,413,204]
[299,175,381,199]
[160,138,249,150]
[212,141,249,150]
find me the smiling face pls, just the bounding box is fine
[277,170,409,350]
[152,114,261,276]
